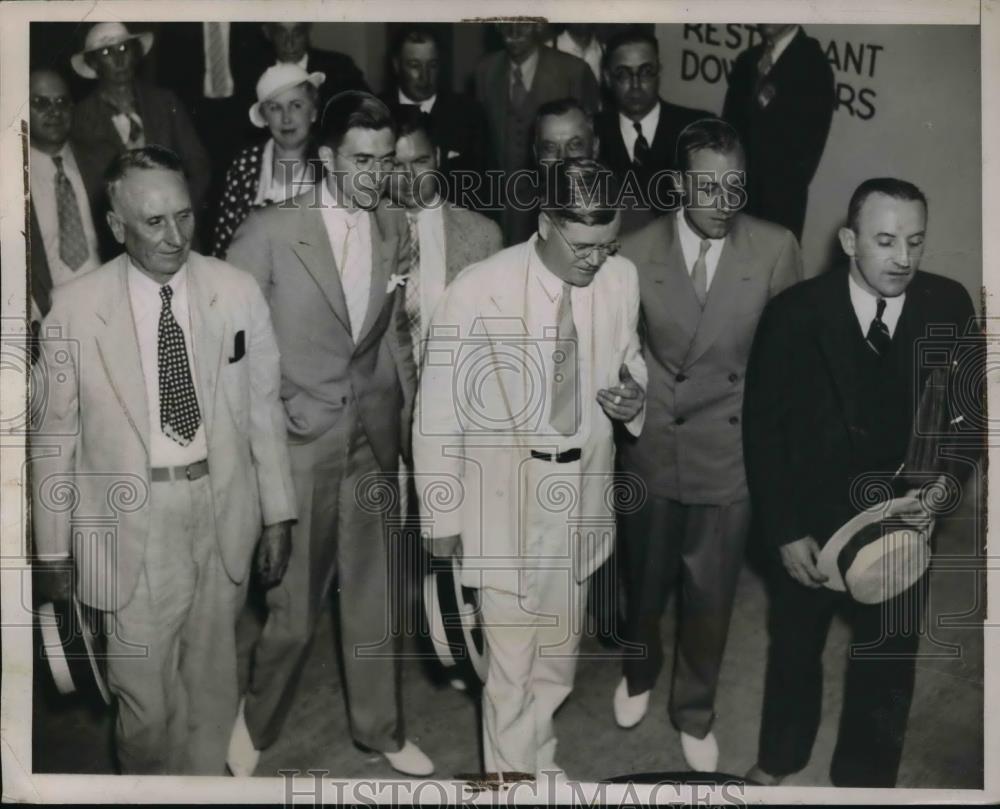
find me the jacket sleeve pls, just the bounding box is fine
[245,279,297,526]
[619,260,647,438]
[31,294,79,560]
[770,227,804,297]
[226,209,275,301]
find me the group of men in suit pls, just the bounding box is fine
[27,17,981,789]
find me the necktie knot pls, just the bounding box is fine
[698,238,712,258]
[875,297,887,320]
[633,121,643,138]
[52,155,64,173]
[159,284,174,305]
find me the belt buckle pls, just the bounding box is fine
[184,463,193,481]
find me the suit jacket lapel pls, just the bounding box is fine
[290,205,353,339]
[94,256,150,456]
[647,215,702,343]
[817,269,863,438]
[443,204,466,285]
[356,204,396,344]
[187,254,225,438]
[685,216,754,366]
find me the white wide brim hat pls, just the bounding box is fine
[249,63,326,128]
[71,22,154,80]
[817,496,930,604]
[423,555,489,683]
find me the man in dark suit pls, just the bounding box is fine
[743,178,981,786]
[615,119,801,772]
[597,27,709,235]
[723,24,835,241]
[224,92,432,778]
[475,21,600,245]
[382,25,487,204]
[28,67,106,320]
[256,23,369,111]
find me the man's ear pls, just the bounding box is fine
[537,210,551,241]
[317,144,335,174]
[838,226,857,259]
[106,208,125,245]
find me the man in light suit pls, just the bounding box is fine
[614,119,802,771]
[224,92,431,777]
[475,22,600,245]
[414,159,647,778]
[31,146,296,775]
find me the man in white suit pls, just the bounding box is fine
[31,145,296,775]
[413,159,646,778]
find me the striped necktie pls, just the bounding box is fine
[205,22,232,98]
[550,282,580,436]
[404,212,422,363]
[866,297,892,357]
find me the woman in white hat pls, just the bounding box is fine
[212,64,325,257]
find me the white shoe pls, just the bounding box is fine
[612,677,649,728]
[383,739,435,777]
[680,730,719,772]
[226,698,260,777]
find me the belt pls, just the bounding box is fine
[150,459,209,482]
[529,448,581,463]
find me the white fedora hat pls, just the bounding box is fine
[423,555,489,683]
[38,597,111,705]
[817,496,931,604]
[249,63,326,128]
[71,22,154,80]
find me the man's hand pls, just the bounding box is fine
[899,475,947,534]
[424,533,461,559]
[33,558,73,604]
[779,536,829,588]
[597,364,645,423]
[256,521,293,589]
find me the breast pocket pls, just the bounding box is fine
[221,334,251,431]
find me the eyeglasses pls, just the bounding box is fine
[335,151,399,172]
[30,96,72,113]
[93,42,132,59]
[610,65,660,85]
[550,220,620,263]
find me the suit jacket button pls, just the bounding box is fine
[675,417,686,426]
[676,373,687,382]
[728,373,738,383]
[341,396,348,405]
[729,416,739,425]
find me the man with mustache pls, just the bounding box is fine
[615,118,801,772]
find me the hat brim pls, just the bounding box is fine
[817,496,921,592]
[421,556,489,682]
[249,71,326,128]
[71,31,154,80]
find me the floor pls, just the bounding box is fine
[31,490,984,788]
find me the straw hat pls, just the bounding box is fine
[249,63,325,128]
[71,22,154,80]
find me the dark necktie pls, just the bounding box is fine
[866,297,892,357]
[510,63,528,110]
[158,285,201,445]
[550,282,580,436]
[52,155,88,271]
[632,121,651,169]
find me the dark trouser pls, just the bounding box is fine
[620,493,751,738]
[757,566,926,786]
[244,409,404,753]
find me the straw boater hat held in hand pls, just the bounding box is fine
[249,63,326,128]
[817,496,932,604]
[71,22,154,80]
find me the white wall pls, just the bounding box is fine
[656,24,982,310]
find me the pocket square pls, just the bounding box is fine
[447,150,461,159]
[229,330,246,363]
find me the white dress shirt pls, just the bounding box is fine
[527,238,593,451]
[619,103,661,163]
[848,271,904,338]
[319,181,372,341]
[553,30,603,81]
[399,89,436,114]
[676,208,724,293]
[766,24,801,69]
[511,48,540,94]
[254,138,310,206]
[202,21,235,98]
[29,144,101,287]
[127,260,209,466]
[411,198,448,333]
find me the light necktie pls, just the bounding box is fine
[690,238,711,307]
[510,63,528,109]
[866,297,892,357]
[157,285,201,446]
[632,121,651,169]
[404,212,422,363]
[338,215,368,342]
[550,282,580,436]
[205,22,231,98]
[52,155,89,271]
[755,43,775,103]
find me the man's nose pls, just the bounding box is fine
[163,218,185,246]
[281,107,293,125]
[895,243,912,267]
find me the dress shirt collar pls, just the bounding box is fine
[127,256,189,300]
[556,29,602,60]
[620,101,661,145]
[529,234,570,304]
[320,177,366,223]
[677,206,724,246]
[398,88,437,113]
[30,142,73,170]
[848,270,905,336]
[767,25,800,65]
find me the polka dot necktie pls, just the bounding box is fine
[158,285,201,446]
[866,297,892,357]
[52,155,88,271]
